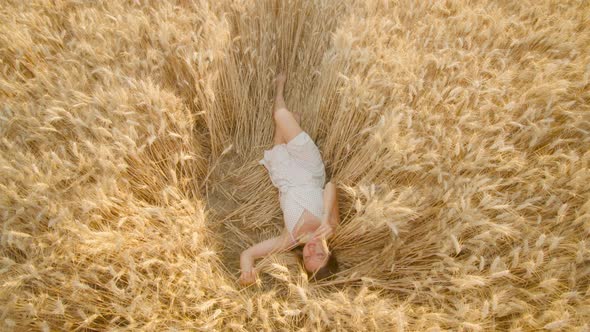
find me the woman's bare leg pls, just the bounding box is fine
[272,73,287,145]
[273,72,288,115]
[273,72,303,144]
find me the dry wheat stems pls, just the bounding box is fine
[1,0,589,330]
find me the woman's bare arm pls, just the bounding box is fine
[311,181,340,242]
[322,181,340,228]
[241,230,292,261]
[239,229,293,281]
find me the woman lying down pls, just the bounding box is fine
[239,72,340,286]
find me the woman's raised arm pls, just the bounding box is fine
[322,181,340,228]
[310,181,341,242]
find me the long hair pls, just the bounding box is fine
[293,245,339,281]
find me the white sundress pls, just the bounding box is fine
[259,131,326,242]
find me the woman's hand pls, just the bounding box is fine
[239,269,257,286]
[312,222,333,241]
[238,250,256,286]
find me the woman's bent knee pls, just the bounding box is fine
[274,108,303,141]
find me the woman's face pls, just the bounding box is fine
[302,237,329,272]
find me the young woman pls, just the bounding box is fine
[238,72,340,286]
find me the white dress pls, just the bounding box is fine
[259,131,326,242]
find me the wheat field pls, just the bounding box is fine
[1,0,589,330]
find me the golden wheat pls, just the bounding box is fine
[1,0,589,330]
